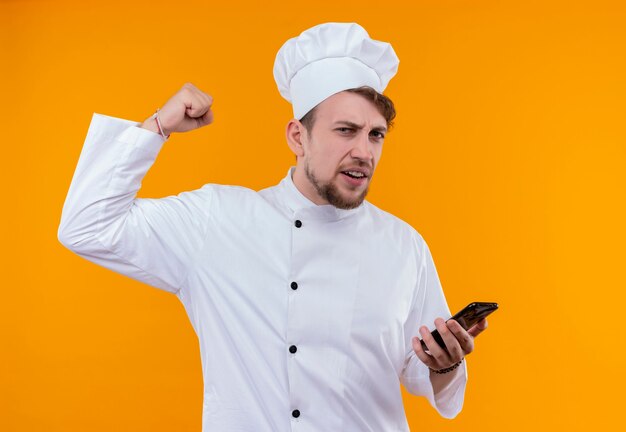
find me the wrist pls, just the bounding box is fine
[429,358,463,375]
[140,117,160,135]
[140,109,170,140]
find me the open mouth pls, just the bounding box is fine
[341,170,367,179]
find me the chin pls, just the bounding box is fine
[328,189,368,210]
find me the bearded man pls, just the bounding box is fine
[59,22,487,432]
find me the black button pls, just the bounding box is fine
[289,345,297,354]
[294,220,302,228]
[292,409,300,418]
[290,281,298,290]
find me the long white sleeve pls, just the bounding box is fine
[58,113,212,294]
[399,236,467,418]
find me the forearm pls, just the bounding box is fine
[429,361,466,396]
[58,113,165,251]
[401,351,467,418]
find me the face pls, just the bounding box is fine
[289,91,387,209]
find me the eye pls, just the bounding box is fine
[337,127,353,133]
[370,130,385,139]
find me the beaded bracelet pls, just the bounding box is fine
[429,359,463,374]
[152,108,170,140]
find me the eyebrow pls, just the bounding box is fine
[334,120,387,133]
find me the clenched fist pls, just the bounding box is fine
[141,83,214,136]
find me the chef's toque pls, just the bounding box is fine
[273,22,400,120]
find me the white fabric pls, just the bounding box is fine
[273,22,399,119]
[58,113,467,431]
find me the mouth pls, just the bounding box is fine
[339,168,370,186]
[340,169,370,179]
[342,171,366,180]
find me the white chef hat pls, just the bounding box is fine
[273,22,399,120]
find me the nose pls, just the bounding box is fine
[350,131,373,161]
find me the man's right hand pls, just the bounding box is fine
[140,83,214,136]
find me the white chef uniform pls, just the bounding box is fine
[58,113,467,431]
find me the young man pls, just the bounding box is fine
[59,22,487,431]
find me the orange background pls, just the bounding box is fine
[1,0,625,430]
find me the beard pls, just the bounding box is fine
[304,161,370,210]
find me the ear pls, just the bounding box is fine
[286,119,307,158]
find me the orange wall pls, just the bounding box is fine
[1,0,624,430]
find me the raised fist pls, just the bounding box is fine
[143,83,214,136]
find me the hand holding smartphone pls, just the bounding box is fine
[420,302,498,352]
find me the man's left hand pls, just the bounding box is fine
[411,317,488,372]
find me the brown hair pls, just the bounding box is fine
[299,86,396,134]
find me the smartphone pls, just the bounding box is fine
[420,302,498,352]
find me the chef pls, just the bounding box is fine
[58,22,487,432]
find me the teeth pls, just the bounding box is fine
[347,171,364,178]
